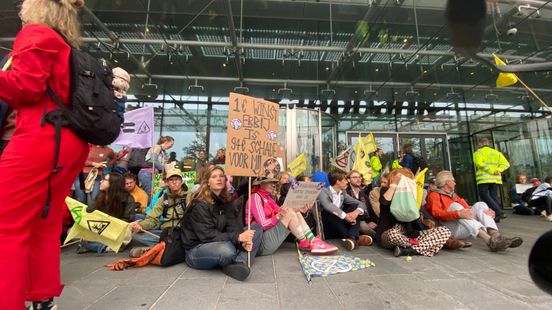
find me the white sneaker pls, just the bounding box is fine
[541,210,547,217]
[546,214,552,222]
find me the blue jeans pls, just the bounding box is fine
[132,229,162,247]
[80,241,106,253]
[185,224,263,270]
[478,183,503,217]
[138,171,153,201]
[73,174,101,204]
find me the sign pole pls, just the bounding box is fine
[247,176,252,268]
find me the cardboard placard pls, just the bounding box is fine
[282,181,325,209]
[225,93,280,177]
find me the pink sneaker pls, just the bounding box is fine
[298,238,311,251]
[310,236,338,255]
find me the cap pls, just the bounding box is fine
[166,168,183,180]
[253,177,278,186]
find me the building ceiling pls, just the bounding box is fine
[1,0,551,124]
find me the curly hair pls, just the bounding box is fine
[20,0,85,48]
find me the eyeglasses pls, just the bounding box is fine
[167,178,182,183]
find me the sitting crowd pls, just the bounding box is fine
[65,142,548,282]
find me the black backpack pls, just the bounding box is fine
[128,147,153,174]
[413,156,428,173]
[40,45,121,217]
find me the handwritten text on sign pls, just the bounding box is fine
[225,93,280,177]
[282,182,325,209]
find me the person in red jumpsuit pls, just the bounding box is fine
[0,0,88,309]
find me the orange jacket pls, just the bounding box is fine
[424,191,470,222]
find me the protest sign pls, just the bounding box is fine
[225,93,280,177]
[282,181,325,209]
[182,171,196,190]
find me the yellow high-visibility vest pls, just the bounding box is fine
[370,156,382,178]
[473,146,510,185]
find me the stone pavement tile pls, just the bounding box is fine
[328,280,408,309]
[150,277,226,309]
[423,278,536,310]
[276,274,343,309]
[273,252,305,277]
[178,265,227,280]
[78,263,187,287]
[240,255,276,284]
[464,271,552,304]
[85,285,168,310]
[57,279,119,309]
[217,283,279,310]
[371,274,468,310]
[430,255,499,274]
[356,256,410,277]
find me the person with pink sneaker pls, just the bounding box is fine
[246,177,338,255]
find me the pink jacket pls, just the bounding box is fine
[245,189,280,231]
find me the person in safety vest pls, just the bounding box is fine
[473,137,510,222]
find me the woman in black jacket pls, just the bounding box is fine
[181,166,263,281]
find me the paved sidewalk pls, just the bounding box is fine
[57,212,552,309]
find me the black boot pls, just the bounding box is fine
[394,246,418,257]
[222,262,250,281]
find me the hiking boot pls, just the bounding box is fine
[444,237,465,250]
[222,262,250,281]
[357,235,373,246]
[342,238,357,251]
[488,235,511,252]
[507,236,523,248]
[310,236,338,255]
[394,246,418,257]
[129,246,151,258]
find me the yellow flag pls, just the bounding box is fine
[493,54,518,88]
[64,197,130,252]
[288,152,307,177]
[352,135,373,183]
[360,133,377,154]
[415,168,428,209]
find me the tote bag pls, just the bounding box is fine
[390,176,419,222]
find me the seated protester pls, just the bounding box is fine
[124,173,148,215]
[522,178,541,206]
[528,176,552,221]
[247,177,337,255]
[425,170,523,252]
[181,166,262,281]
[296,175,312,182]
[511,175,534,215]
[346,170,375,242]
[128,169,187,252]
[318,171,372,251]
[78,172,136,254]
[368,173,389,219]
[376,168,451,257]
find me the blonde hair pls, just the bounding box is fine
[190,166,229,206]
[20,0,85,48]
[156,136,174,145]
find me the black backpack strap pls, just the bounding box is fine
[40,85,67,218]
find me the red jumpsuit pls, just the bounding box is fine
[0,24,88,309]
